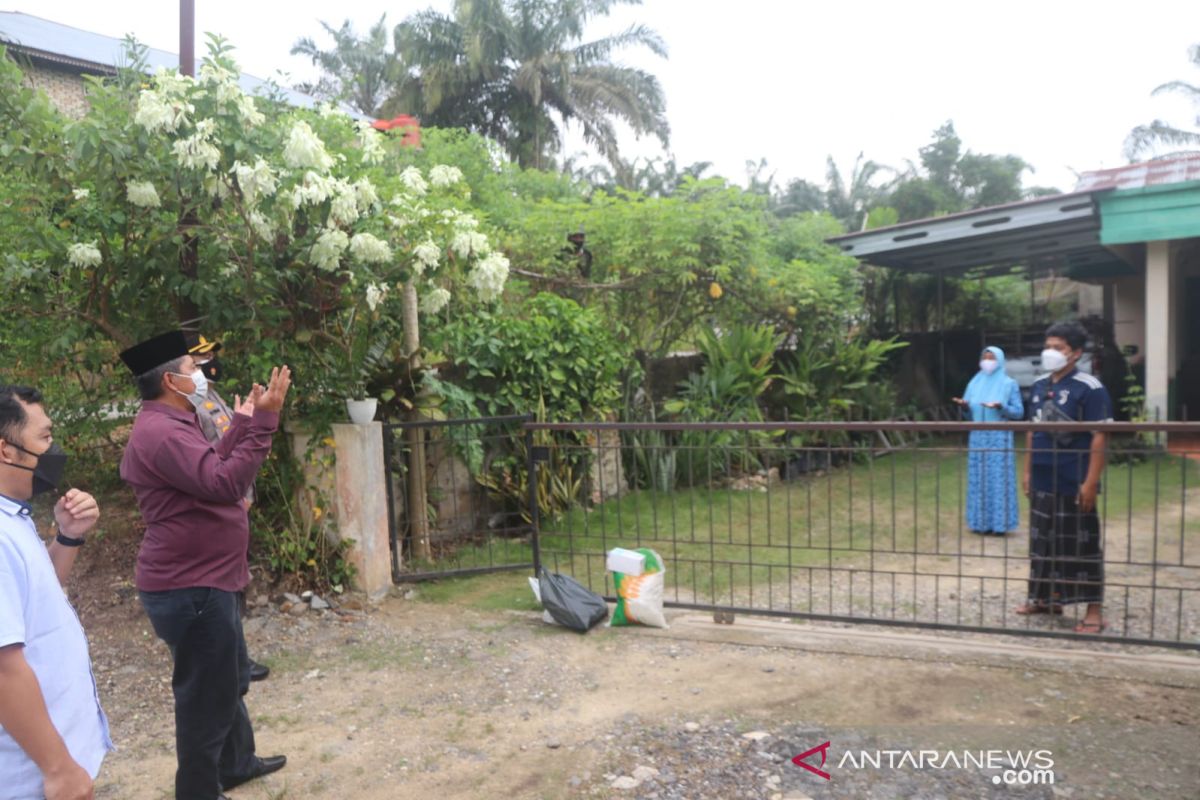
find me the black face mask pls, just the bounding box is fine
[200,356,223,383]
[5,440,68,496]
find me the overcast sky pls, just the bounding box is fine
[12,0,1200,192]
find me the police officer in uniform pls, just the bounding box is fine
[186,334,269,682]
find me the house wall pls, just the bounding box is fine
[1113,276,1146,365]
[18,60,91,118]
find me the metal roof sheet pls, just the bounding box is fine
[0,10,361,117]
[826,191,1135,278]
[1074,153,1200,191]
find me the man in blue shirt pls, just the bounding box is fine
[1017,322,1112,634]
[0,385,111,799]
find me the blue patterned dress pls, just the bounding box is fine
[962,347,1024,534]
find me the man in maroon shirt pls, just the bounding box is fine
[118,331,291,800]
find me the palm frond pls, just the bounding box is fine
[1124,120,1200,161]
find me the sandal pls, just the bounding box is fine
[1073,620,1107,634]
[1015,603,1064,616]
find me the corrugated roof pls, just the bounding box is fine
[1074,153,1200,191]
[0,10,362,117]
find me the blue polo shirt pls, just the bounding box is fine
[1027,369,1113,495]
[0,494,113,798]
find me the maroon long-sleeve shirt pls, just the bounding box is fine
[120,401,278,592]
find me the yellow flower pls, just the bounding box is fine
[708,281,723,300]
[322,437,335,448]
[786,306,797,318]
[306,558,317,567]
[312,506,323,520]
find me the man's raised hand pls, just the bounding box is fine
[256,366,292,413]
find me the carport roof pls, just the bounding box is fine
[826,190,1135,279]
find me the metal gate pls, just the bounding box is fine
[527,420,1200,650]
[383,414,535,582]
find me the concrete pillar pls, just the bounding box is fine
[289,423,394,599]
[1145,241,1172,421]
[331,422,393,598]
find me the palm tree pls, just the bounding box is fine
[1125,43,1200,160]
[385,0,670,170]
[568,155,710,195]
[824,153,892,232]
[292,16,400,115]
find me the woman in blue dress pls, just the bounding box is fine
[953,346,1024,535]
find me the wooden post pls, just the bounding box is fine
[400,280,430,560]
[176,0,201,327]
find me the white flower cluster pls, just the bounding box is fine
[134,67,212,134]
[349,232,392,265]
[152,67,195,98]
[289,173,380,226]
[172,119,221,171]
[468,252,509,303]
[236,95,265,127]
[429,164,463,188]
[126,180,161,208]
[365,282,388,311]
[199,62,242,105]
[248,211,275,242]
[67,241,102,268]
[290,171,335,208]
[135,90,194,134]
[398,166,427,196]
[355,120,385,165]
[203,174,231,200]
[329,182,360,227]
[284,121,335,171]
[352,177,378,210]
[420,286,451,315]
[317,102,348,119]
[310,228,349,271]
[450,230,490,259]
[444,208,478,229]
[72,188,90,201]
[199,62,235,87]
[412,240,441,274]
[231,158,278,205]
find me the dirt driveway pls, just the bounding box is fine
[83,572,1199,800]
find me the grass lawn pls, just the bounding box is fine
[401,439,1199,617]
[537,442,1200,604]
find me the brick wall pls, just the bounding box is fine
[18,60,92,118]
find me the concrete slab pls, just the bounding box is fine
[636,613,1200,685]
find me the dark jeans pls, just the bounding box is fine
[140,587,257,800]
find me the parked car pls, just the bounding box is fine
[1006,351,1094,406]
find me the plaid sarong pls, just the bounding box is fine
[1027,490,1104,606]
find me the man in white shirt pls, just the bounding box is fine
[0,384,111,800]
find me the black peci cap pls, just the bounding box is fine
[119,331,190,376]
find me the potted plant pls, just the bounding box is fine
[315,289,391,424]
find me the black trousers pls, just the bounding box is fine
[140,587,257,800]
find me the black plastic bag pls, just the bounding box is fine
[537,567,608,632]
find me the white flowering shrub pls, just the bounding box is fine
[0,38,508,418]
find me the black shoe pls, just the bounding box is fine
[221,755,287,791]
[248,658,270,682]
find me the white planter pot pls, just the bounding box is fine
[346,398,378,425]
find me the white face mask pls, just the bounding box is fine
[1041,348,1069,373]
[171,369,209,409]
[979,360,999,375]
